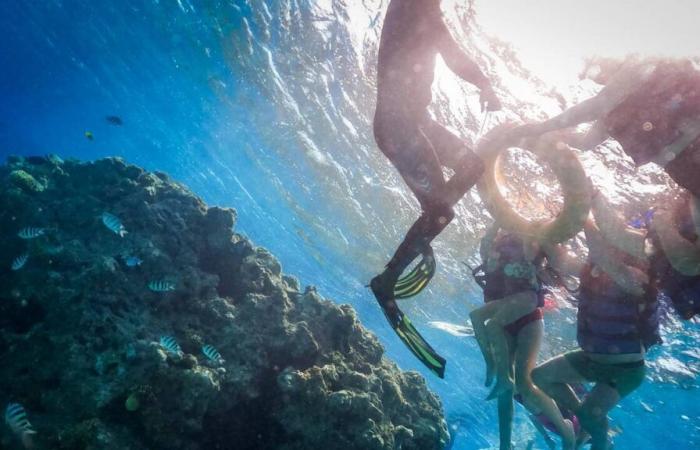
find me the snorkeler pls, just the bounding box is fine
[371,0,502,377]
[470,226,576,450]
[532,203,661,450]
[513,56,700,197]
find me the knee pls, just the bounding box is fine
[531,366,546,388]
[456,148,485,176]
[485,317,500,334]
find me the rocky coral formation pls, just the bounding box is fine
[0,156,448,450]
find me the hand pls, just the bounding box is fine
[480,86,502,112]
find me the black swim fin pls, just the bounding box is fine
[393,248,436,299]
[372,280,446,378]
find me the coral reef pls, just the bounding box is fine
[0,156,448,450]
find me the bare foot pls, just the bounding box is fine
[561,419,576,450]
[486,376,514,400]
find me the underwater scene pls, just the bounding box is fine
[1,0,699,449]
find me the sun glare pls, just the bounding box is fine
[474,0,700,88]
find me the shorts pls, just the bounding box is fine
[504,307,543,336]
[564,349,646,398]
[374,110,482,210]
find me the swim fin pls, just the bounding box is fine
[373,290,446,378]
[393,248,436,299]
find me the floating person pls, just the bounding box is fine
[513,56,700,198]
[533,200,661,450]
[469,225,576,450]
[370,0,502,377]
[105,115,124,126]
[84,131,94,141]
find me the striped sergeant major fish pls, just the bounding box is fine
[17,227,47,239]
[4,403,37,449]
[101,212,127,237]
[11,253,29,271]
[148,280,176,292]
[159,336,183,357]
[202,344,224,364]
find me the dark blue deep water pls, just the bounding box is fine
[1,1,698,448]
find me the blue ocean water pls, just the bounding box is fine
[1,1,698,448]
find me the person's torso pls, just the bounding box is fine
[577,263,660,355]
[376,0,441,116]
[482,233,541,303]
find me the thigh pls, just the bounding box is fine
[489,292,538,327]
[534,351,590,386]
[470,301,502,325]
[513,319,544,379]
[390,132,447,210]
[422,119,483,172]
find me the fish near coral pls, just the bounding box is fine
[11,253,29,271]
[17,227,47,239]
[159,336,183,357]
[202,344,224,365]
[148,280,176,292]
[4,403,37,449]
[101,212,127,237]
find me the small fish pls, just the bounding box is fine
[11,253,29,271]
[17,227,46,239]
[85,131,94,140]
[4,403,37,447]
[123,255,143,267]
[102,212,127,237]
[159,336,183,356]
[105,115,124,126]
[202,344,224,364]
[148,280,176,292]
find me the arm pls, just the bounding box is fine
[534,93,614,135]
[523,63,648,136]
[577,120,611,150]
[434,18,489,89]
[432,12,501,110]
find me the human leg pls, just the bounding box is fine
[539,350,646,449]
[497,381,515,450]
[485,292,539,397]
[532,352,589,414]
[469,301,503,386]
[577,384,620,450]
[514,321,575,450]
[371,118,452,302]
[421,119,485,206]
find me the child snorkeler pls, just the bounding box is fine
[469,225,576,450]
